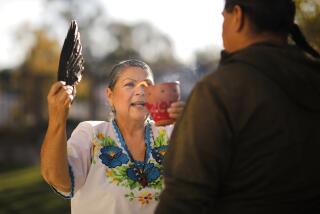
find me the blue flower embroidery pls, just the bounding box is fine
[151,145,168,164]
[99,146,129,168]
[127,163,160,186]
[144,163,161,182]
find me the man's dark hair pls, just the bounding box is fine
[224,0,320,58]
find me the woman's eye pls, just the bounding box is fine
[124,82,135,87]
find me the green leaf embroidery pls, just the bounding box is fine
[154,129,168,147]
[106,136,117,146]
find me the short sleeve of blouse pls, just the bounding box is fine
[53,121,94,198]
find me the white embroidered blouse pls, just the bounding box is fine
[54,120,173,214]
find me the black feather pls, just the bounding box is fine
[57,20,84,86]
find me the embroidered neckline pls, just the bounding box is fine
[93,122,168,202]
[112,120,153,187]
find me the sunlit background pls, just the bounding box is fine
[0,0,319,213]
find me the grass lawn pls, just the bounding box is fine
[0,165,70,214]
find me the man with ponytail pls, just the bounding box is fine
[156,0,320,213]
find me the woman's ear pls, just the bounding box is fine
[106,88,113,106]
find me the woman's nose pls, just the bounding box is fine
[135,85,145,96]
[135,81,148,95]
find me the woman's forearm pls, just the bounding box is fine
[40,121,71,192]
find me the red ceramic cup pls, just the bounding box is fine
[145,81,181,126]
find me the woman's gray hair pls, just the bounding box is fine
[107,59,154,90]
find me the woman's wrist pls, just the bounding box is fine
[48,118,67,131]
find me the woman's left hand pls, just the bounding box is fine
[167,101,185,120]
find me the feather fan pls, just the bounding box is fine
[57,20,84,88]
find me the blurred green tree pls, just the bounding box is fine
[44,0,179,75]
[13,30,60,126]
[13,29,89,126]
[295,0,320,52]
[44,0,181,118]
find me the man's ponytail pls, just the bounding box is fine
[290,23,320,58]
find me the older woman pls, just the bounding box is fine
[40,59,184,214]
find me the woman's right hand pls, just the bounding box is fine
[47,81,74,124]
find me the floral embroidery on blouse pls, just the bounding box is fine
[151,128,168,164]
[91,126,170,204]
[126,163,161,187]
[99,146,129,168]
[125,191,160,205]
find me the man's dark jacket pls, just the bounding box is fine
[156,42,320,214]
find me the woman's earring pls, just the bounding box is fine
[111,105,116,114]
[108,103,116,120]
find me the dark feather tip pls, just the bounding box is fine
[57,20,85,86]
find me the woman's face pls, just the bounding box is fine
[107,66,154,123]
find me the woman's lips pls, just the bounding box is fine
[131,101,146,107]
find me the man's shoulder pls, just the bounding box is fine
[192,59,274,103]
[200,61,259,87]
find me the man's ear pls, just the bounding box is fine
[106,88,113,106]
[233,5,245,32]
